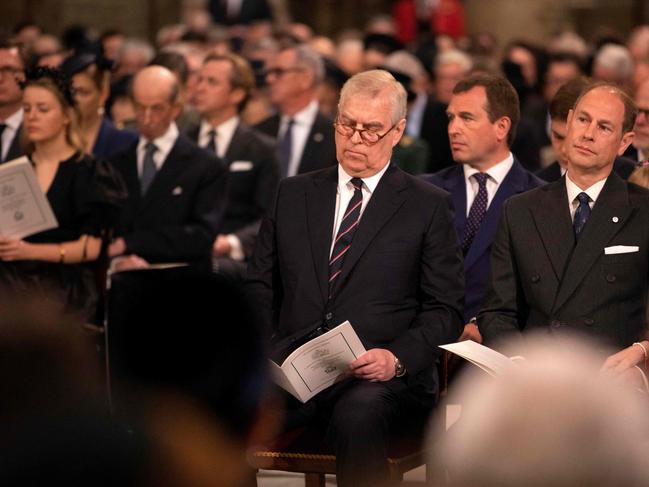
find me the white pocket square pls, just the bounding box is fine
[230,161,253,172]
[172,186,183,196]
[604,245,639,255]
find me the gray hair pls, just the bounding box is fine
[289,44,325,85]
[383,50,427,81]
[594,43,634,81]
[435,48,473,73]
[118,38,155,65]
[338,69,407,124]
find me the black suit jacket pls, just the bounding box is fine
[1,122,23,163]
[111,134,228,269]
[247,164,465,396]
[254,111,337,175]
[537,156,637,182]
[479,173,649,350]
[186,121,279,256]
[423,158,545,321]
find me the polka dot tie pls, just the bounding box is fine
[573,192,591,239]
[461,172,489,254]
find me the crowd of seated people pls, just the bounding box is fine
[3,5,649,486]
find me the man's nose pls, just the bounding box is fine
[349,127,363,144]
[583,120,596,139]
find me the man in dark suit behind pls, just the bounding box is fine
[247,70,464,487]
[109,66,227,271]
[0,39,25,163]
[254,44,336,178]
[538,77,636,182]
[188,52,278,278]
[479,81,649,377]
[424,74,545,342]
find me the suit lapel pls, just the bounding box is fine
[531,178,575,282]
[335,166,408,293]
[553,174,633,312]
[299,113,330,173]
[139,137,187,212]
[465,161,527,269]
[306,167,338,304]
[441,167,467,241]
[224,122,247,163]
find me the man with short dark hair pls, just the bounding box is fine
[109,65,227,271]
[480,82,649,376]
[537,77,636,182]
[0,40,25,163]
[254,44,336,177]
[189,53,279,277]
[424,73,544,341]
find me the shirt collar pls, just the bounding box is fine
[282,99,319,127]
[462,152,514,185]
[199,115,239,140]
[3,108,23,129]
[337,161,391,194]
[565,173,608,205]
[138,122,179,154]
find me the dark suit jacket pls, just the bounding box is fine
[111,134,228,269]
[93,117,138,160]
[623,144,639,162]
[537,156,637,182]
[479,173,649,350]
[423,159,545,322]
[253,111,337,175]
[1,122,23,163]
[247,164,465,396]
[186,121,279,256]
[209,0,272,25]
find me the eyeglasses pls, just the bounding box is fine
[265,67,304,78]
[333,121,398,145]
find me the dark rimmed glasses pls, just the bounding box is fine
[333,121,398,145]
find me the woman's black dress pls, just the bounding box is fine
[0,153,127,321]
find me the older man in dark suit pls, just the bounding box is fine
[424,74,544,342]
[254,44,336,178]
[479,81,649,376]
[247,70,464,487]
[188,52,278,278]
[109,66,227,272]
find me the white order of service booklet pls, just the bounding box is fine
[270,321,366,403]
[0,156,57,238]
[440,340,522,376]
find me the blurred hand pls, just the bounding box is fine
[350,348,396,382]
[459,322,482,343]
[0,236,32,261]
[112,255,149,271]
[108,237,127,257]
[602,343,647,376]
[212,235,231,257]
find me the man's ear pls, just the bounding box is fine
[391,118,406,148]
[494,116,512,143]
[618,130,635,156]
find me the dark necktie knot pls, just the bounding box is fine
[473,172,489,187]
[350,177,363,192]
[576,192,590,205]
[145,142,157,154]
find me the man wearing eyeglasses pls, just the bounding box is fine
[248,70,464,487]
[254,44,336,178]
[0,39,26,164]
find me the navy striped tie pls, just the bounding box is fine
[329,177,363,298]
[573,192,591,239]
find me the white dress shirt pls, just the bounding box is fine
[198,115,239,158]
[463,152,514,216]
[565,173,607,221]
[136,123,179,177]
[1,108,22,162]
[330,162,390,257]
[279,100,319,177]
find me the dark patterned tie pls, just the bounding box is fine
[461,172,489,254]
[140,142,158,195]
[329,177,363,298]
[573,192,591,239]
[278,119,294,178]
[0,123,6,162]
[205,129,217,155]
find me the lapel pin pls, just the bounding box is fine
[612,216,619,223]
[313,133,324,142]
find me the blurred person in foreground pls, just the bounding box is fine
[0,67,126,322]
[429,336,649,487]
[478,81,649,377]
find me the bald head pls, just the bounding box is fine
[131,65,182,140]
